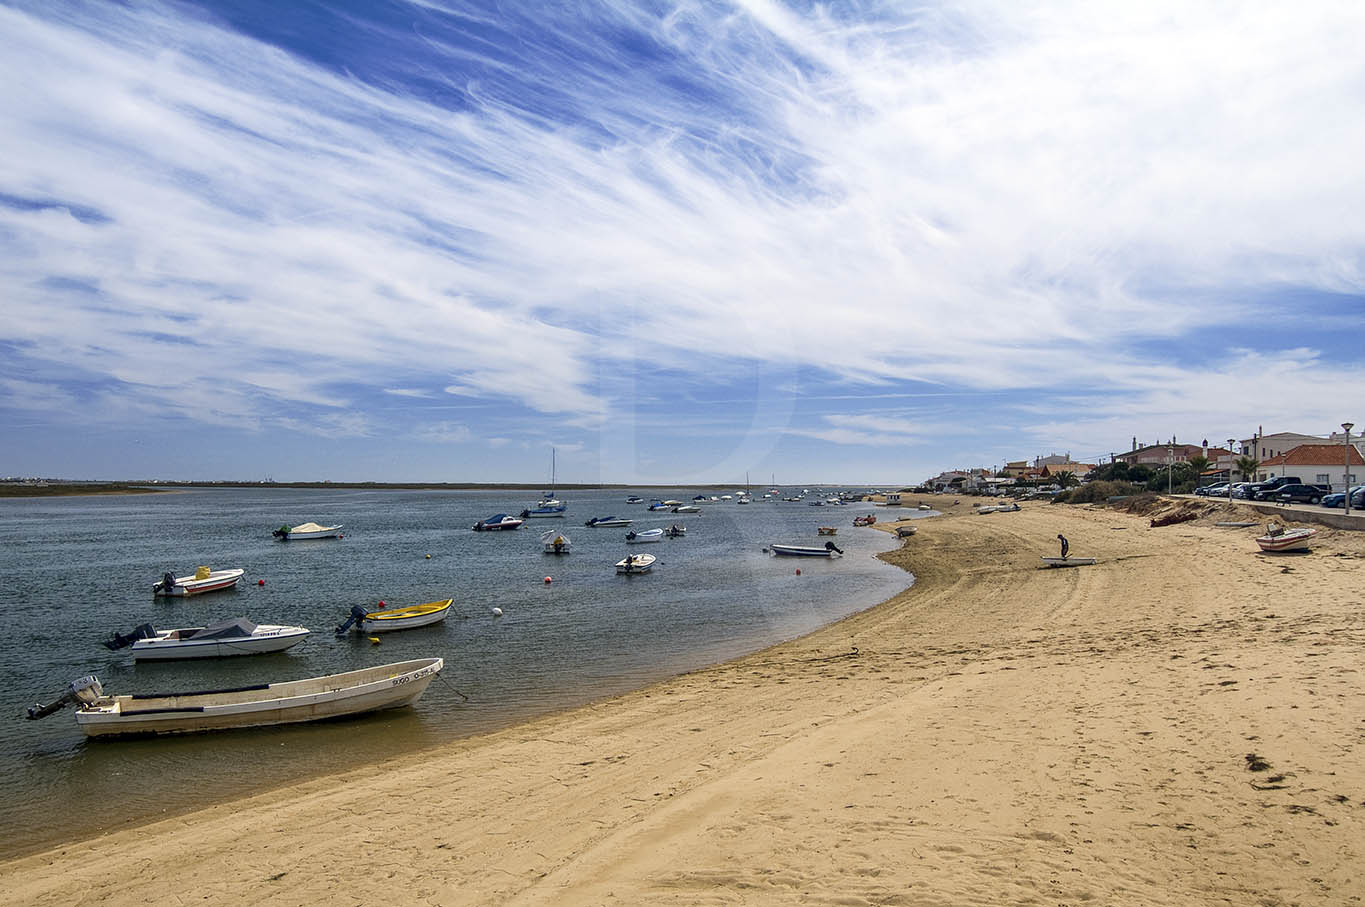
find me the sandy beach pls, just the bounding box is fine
[5,499,1362,905]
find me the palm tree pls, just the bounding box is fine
[1235,456,1260,482]
[1186,454,1211,476]
[1053,470,1079,489]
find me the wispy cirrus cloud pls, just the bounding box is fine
[0,0,1362,481]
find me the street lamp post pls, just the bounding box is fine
[1167,444,1174,495]
[1345,423,1355,517]
[1228,438,1236,505]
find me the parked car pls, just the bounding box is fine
[1273,484,1331,505]
[1195,483,1229,497]
[1247,476,1304,500]
[1321,485,1365,508]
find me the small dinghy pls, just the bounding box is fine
[153,567,245,597]
[769,541,843,557]
[473,513,524,531]
[853,515,876,526]
[671,504,700,513]
[896,525,918,537]
[272,522,342,540]
[1255,524,1317,553]
[104,618,309,661]
[626,528,664,543]
[616,553,656,574]
[335,599,453,635]
[27,658,443,737]
[585,516,632,527]
[818,527,838,536]
[1040,556,1098,567]
[663,524,687,537]
[541,529,572,553]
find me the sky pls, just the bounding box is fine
[2,0,1363,485]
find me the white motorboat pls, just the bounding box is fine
[520,503,566,518]
[585,515,632,527]
[1254,525,1316,552]
[647,500,672,511]
[541,529,572,553]
[769,542,843,557]
[473,513,524,531]
[272,521,343,540]
[626,528,664,543]
[663,524,686,537]
[27,658,443,737]
[671,504,700,513]
[335,599,453,634]
[615,553,657,574]
[104,618,310,661]
[1040,556,1097,567]
[152,567,246,597]
[625,496,644,504]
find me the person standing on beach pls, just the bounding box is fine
[1057,534,1069,559]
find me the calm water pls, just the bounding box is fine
[0,488,916,856]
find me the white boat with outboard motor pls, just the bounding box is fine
[769,541,843,557]
[26,658,443,737]
[585,515,632,527]
[104,618,310,661]
[616,553,657,574]
[272,521,342,540]
[473,513,524,531]
[152,567,246,597]
[335,599,453,634]
[626,527,664,543]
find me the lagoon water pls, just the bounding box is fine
[0,487,916,856]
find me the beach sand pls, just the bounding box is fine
[5,501,1362,905]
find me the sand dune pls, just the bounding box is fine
[5,501,1362,905]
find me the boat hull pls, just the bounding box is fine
[153,569,246,597]
[131,626,310,661]
[1040,557,1097,567]
[770,544,838,557]
[357,600,452,633]
[626,530,663,543]
[1255,529,1316,552]
[277,523,342,540]
[616,554,656,574]
[74,658,442,737]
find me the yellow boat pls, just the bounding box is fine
[336,599,453,635]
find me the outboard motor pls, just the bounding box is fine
[155,572,177,594]
[104,623,156,650]
[272,525,292,539]
[334,604,370,636]
[519,509,531,519]
[27,675,104,721]
[825,541,844,555]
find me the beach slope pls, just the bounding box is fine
[4,503,1362,905]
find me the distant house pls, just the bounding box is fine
[1259,444,1363,490]
[1040,462,1098,480]
[1001,460,1031,478]
[1241,431,1335,463]
[1116,443,1209,467]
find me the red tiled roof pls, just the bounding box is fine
[1261,444,1364,467]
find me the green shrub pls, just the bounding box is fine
[1052,480,1144,504]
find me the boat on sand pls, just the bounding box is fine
[1254,524,1316,553]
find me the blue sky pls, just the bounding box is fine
[2,0,1363,485]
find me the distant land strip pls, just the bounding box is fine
[1,481,842,497]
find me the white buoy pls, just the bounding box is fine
[491,607,503,617]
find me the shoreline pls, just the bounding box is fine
[5,500,1362,904]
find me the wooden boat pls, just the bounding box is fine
[585,516,632,527]
[153,567,245,597]
[105,618,309,661]
[1040,556,1097,567]
[616,553,656,574]
[769,542,843,557]
[473,513,524,531]
[336,600,453,635]
[272,522,342,540]
[541,529,572,553]
[27,658,443,737]
[817,527,837,536]
[1254,526,1317,552]
[853,514,876,526]
[626,527,664,543]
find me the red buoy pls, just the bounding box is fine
[795,568,801,575]
[377,600,386,609]
[544,576,552,584]
[258,579,265,586]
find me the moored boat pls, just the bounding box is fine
[104,618,310,661]
[520,503,567,519]
[626,527,664,543]
[153,567,245,597]
[817,527,837,536]
[671,504,700,513]
[615,553,656,574]
[26,658,443,737]
[769,542,843,557]
[585,515,632,527]
[647,500,672,511]
[663,524,686,537]
[272,522,342,540]
[1040,556,1097,567]
[473,513,524,531]
[1254,525,1317,553]
[335,599,453,634]
[541,529,572,553]
[853,514,876,526]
